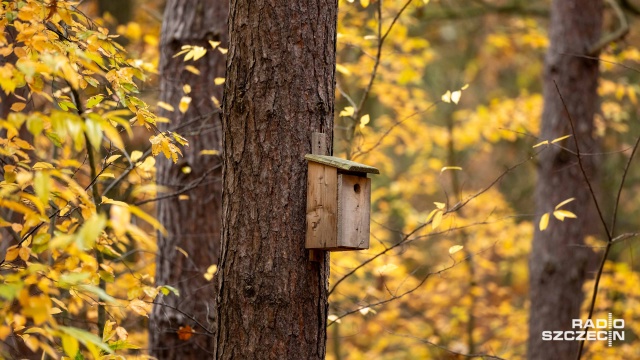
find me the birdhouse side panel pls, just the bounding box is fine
[306,163,338,248]
[337,174,371,249]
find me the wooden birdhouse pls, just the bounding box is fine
[305,154,379,250]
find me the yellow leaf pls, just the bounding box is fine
[183,84,191,94]
[49,308,62,315]
[179,96,192,113]
[129,205,166,235]
[10,102,26,112]
[441,90,451,103]
[191,46,207,61]
[106,155,121,164]
[209,40,221,49]
[0,326,11,341]
[532,140,549,148]
[328,314,341,323]
[336,64,351,75]
[5,246,19,262]
[51,298,68,311]
[129,299,149,317]
[359,114,370,129]
[360,0,370,7]
[440,166,462,173]
[214,77,225,85]
[116,326,128,340]
[451,90,462,104]
[551,135,572,144]
[218,48,228,54]
[18,247,29,261]
[131,150,144,162]
[448,245,464,254]
[103,320,116,342]
[157,101,174,112]
[426,209,438,222]
[176,246,189,258]
[185,65,200,75]
[62,334,80,359]
[539,213,550,231]
[629,88,638,105]
[553,210,577,221]
[375,263,398,273]
[204,264,218,281]
[339,106,355,117]
[555,197,575,210]
[32,162,54,170]
[359,307,376,315]
[434,202,445,209]
[432,210,443,230]
[200,149,220,156]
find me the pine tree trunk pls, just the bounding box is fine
[528,1,602,359]
[150,0,227,358]
[213,1,337,358]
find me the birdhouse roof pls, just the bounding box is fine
[304,154,380,174]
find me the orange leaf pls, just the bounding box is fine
[10,102,26,112]
[177,325,194,341]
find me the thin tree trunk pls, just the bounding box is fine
[150,0,227,358]
[213,1,337,358]
[528,1,602,359]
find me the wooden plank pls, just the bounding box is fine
[306,162,337,249]
[337,174,370,249]
[305,154,380,174]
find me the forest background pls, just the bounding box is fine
[1,0,640,359]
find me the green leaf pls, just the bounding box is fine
[159,285,180,296]
[45,131,63,147]
[75,213,107,250]
[33,171,50,205]
[84,117,103,150]
[108,339,141,351]
[59,272,91,287]
[0,283,24,301]
[77,285,116,303]
[26,114,44,136]
[86,95,104,108]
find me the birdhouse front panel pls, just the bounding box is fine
[337,174,371,249]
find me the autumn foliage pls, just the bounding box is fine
[1,0,640,359]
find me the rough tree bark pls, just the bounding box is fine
[150,0,227,358]
[212,1,337,358]
[528,0,602,359]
